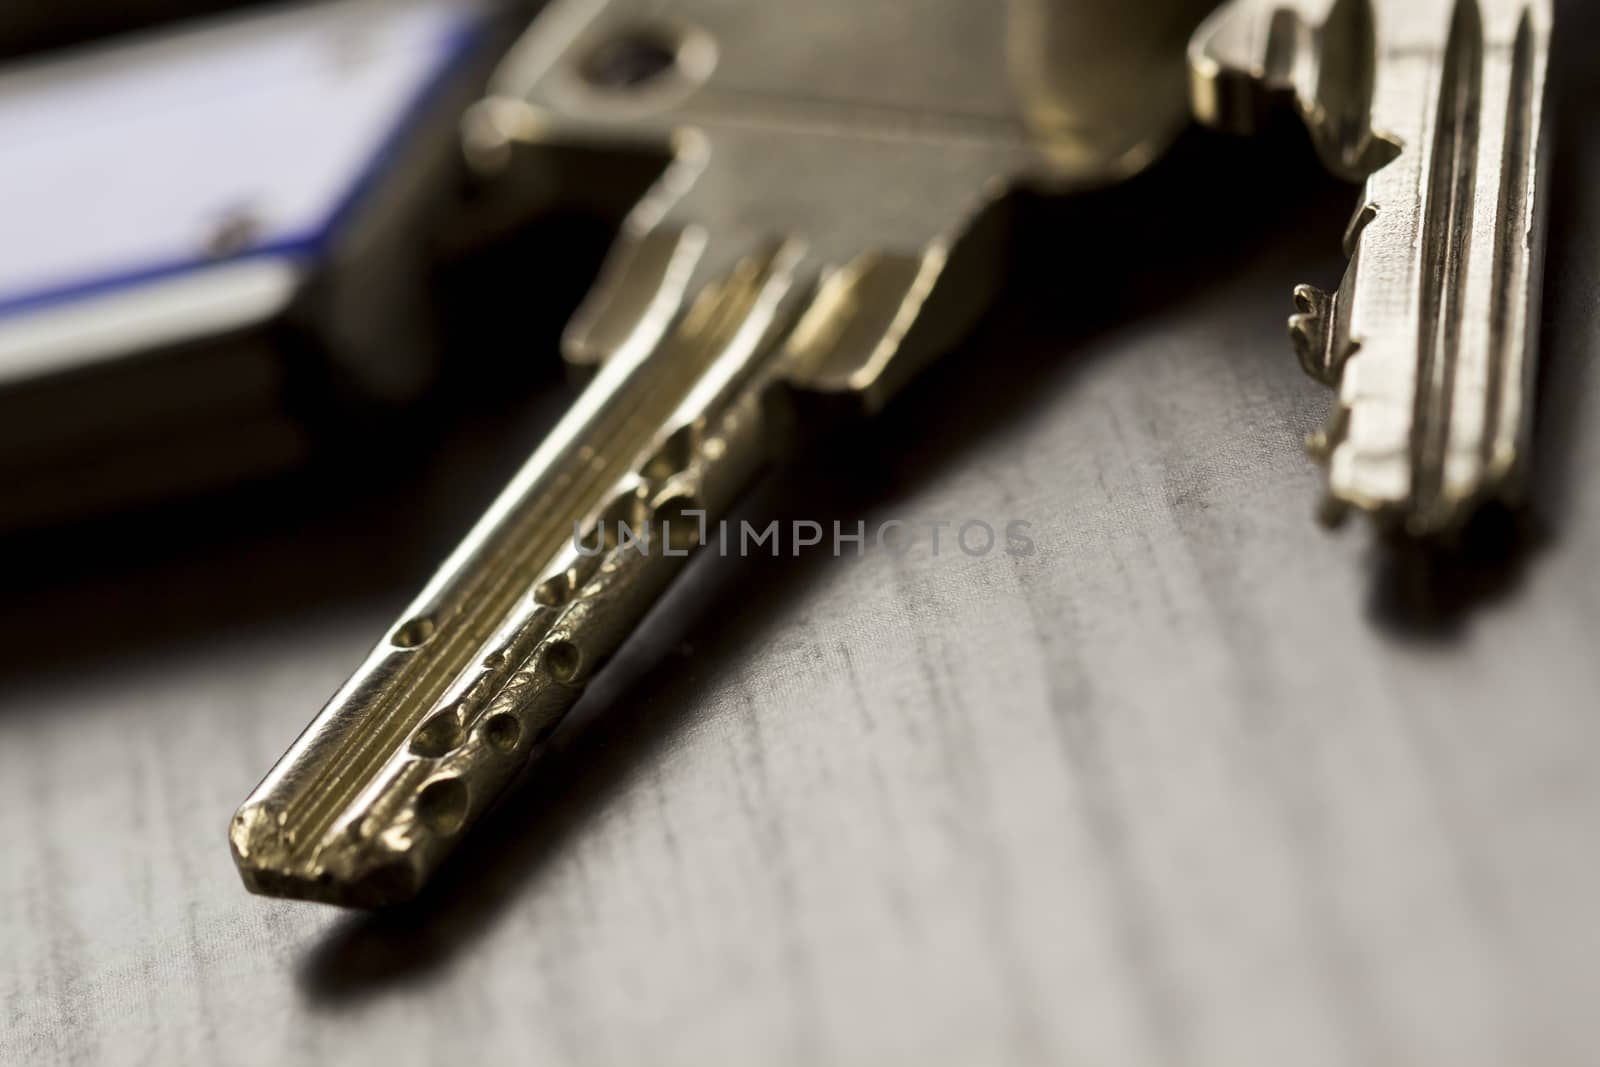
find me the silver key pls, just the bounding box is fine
[1190,0,1553,537]
[230,0,1216,906]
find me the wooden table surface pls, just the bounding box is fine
[4,13,1599,1064]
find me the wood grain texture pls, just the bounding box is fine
[3,10,1598,1063]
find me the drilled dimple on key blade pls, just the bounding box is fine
[231,0,1219,906]
[1190,0,1553,538]
[232,236,800,904]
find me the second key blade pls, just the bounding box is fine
[1190,0,1554,538]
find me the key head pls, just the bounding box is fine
[467,0,1217,412]
[1190,0,1554,538]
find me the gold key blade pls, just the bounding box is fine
[230,0,1217,907]
[1190,0,1554,538]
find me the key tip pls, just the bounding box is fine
[230,802,428,908]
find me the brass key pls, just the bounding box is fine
[1190,0,1554,537]
[230,0,1217,906]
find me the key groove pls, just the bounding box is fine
[277,245,792,871]
[1481,6,1538,475]
[1411,0,1484,528]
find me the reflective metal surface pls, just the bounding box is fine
[1191,0,1554,537]
[231,0,1218,905]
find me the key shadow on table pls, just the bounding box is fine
[296,114,1582,1001]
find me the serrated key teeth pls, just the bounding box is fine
[1291,283,1324,316]
[1341,202,1378,258]
[1326,134,1403,186]
[1288,284,1345,385]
